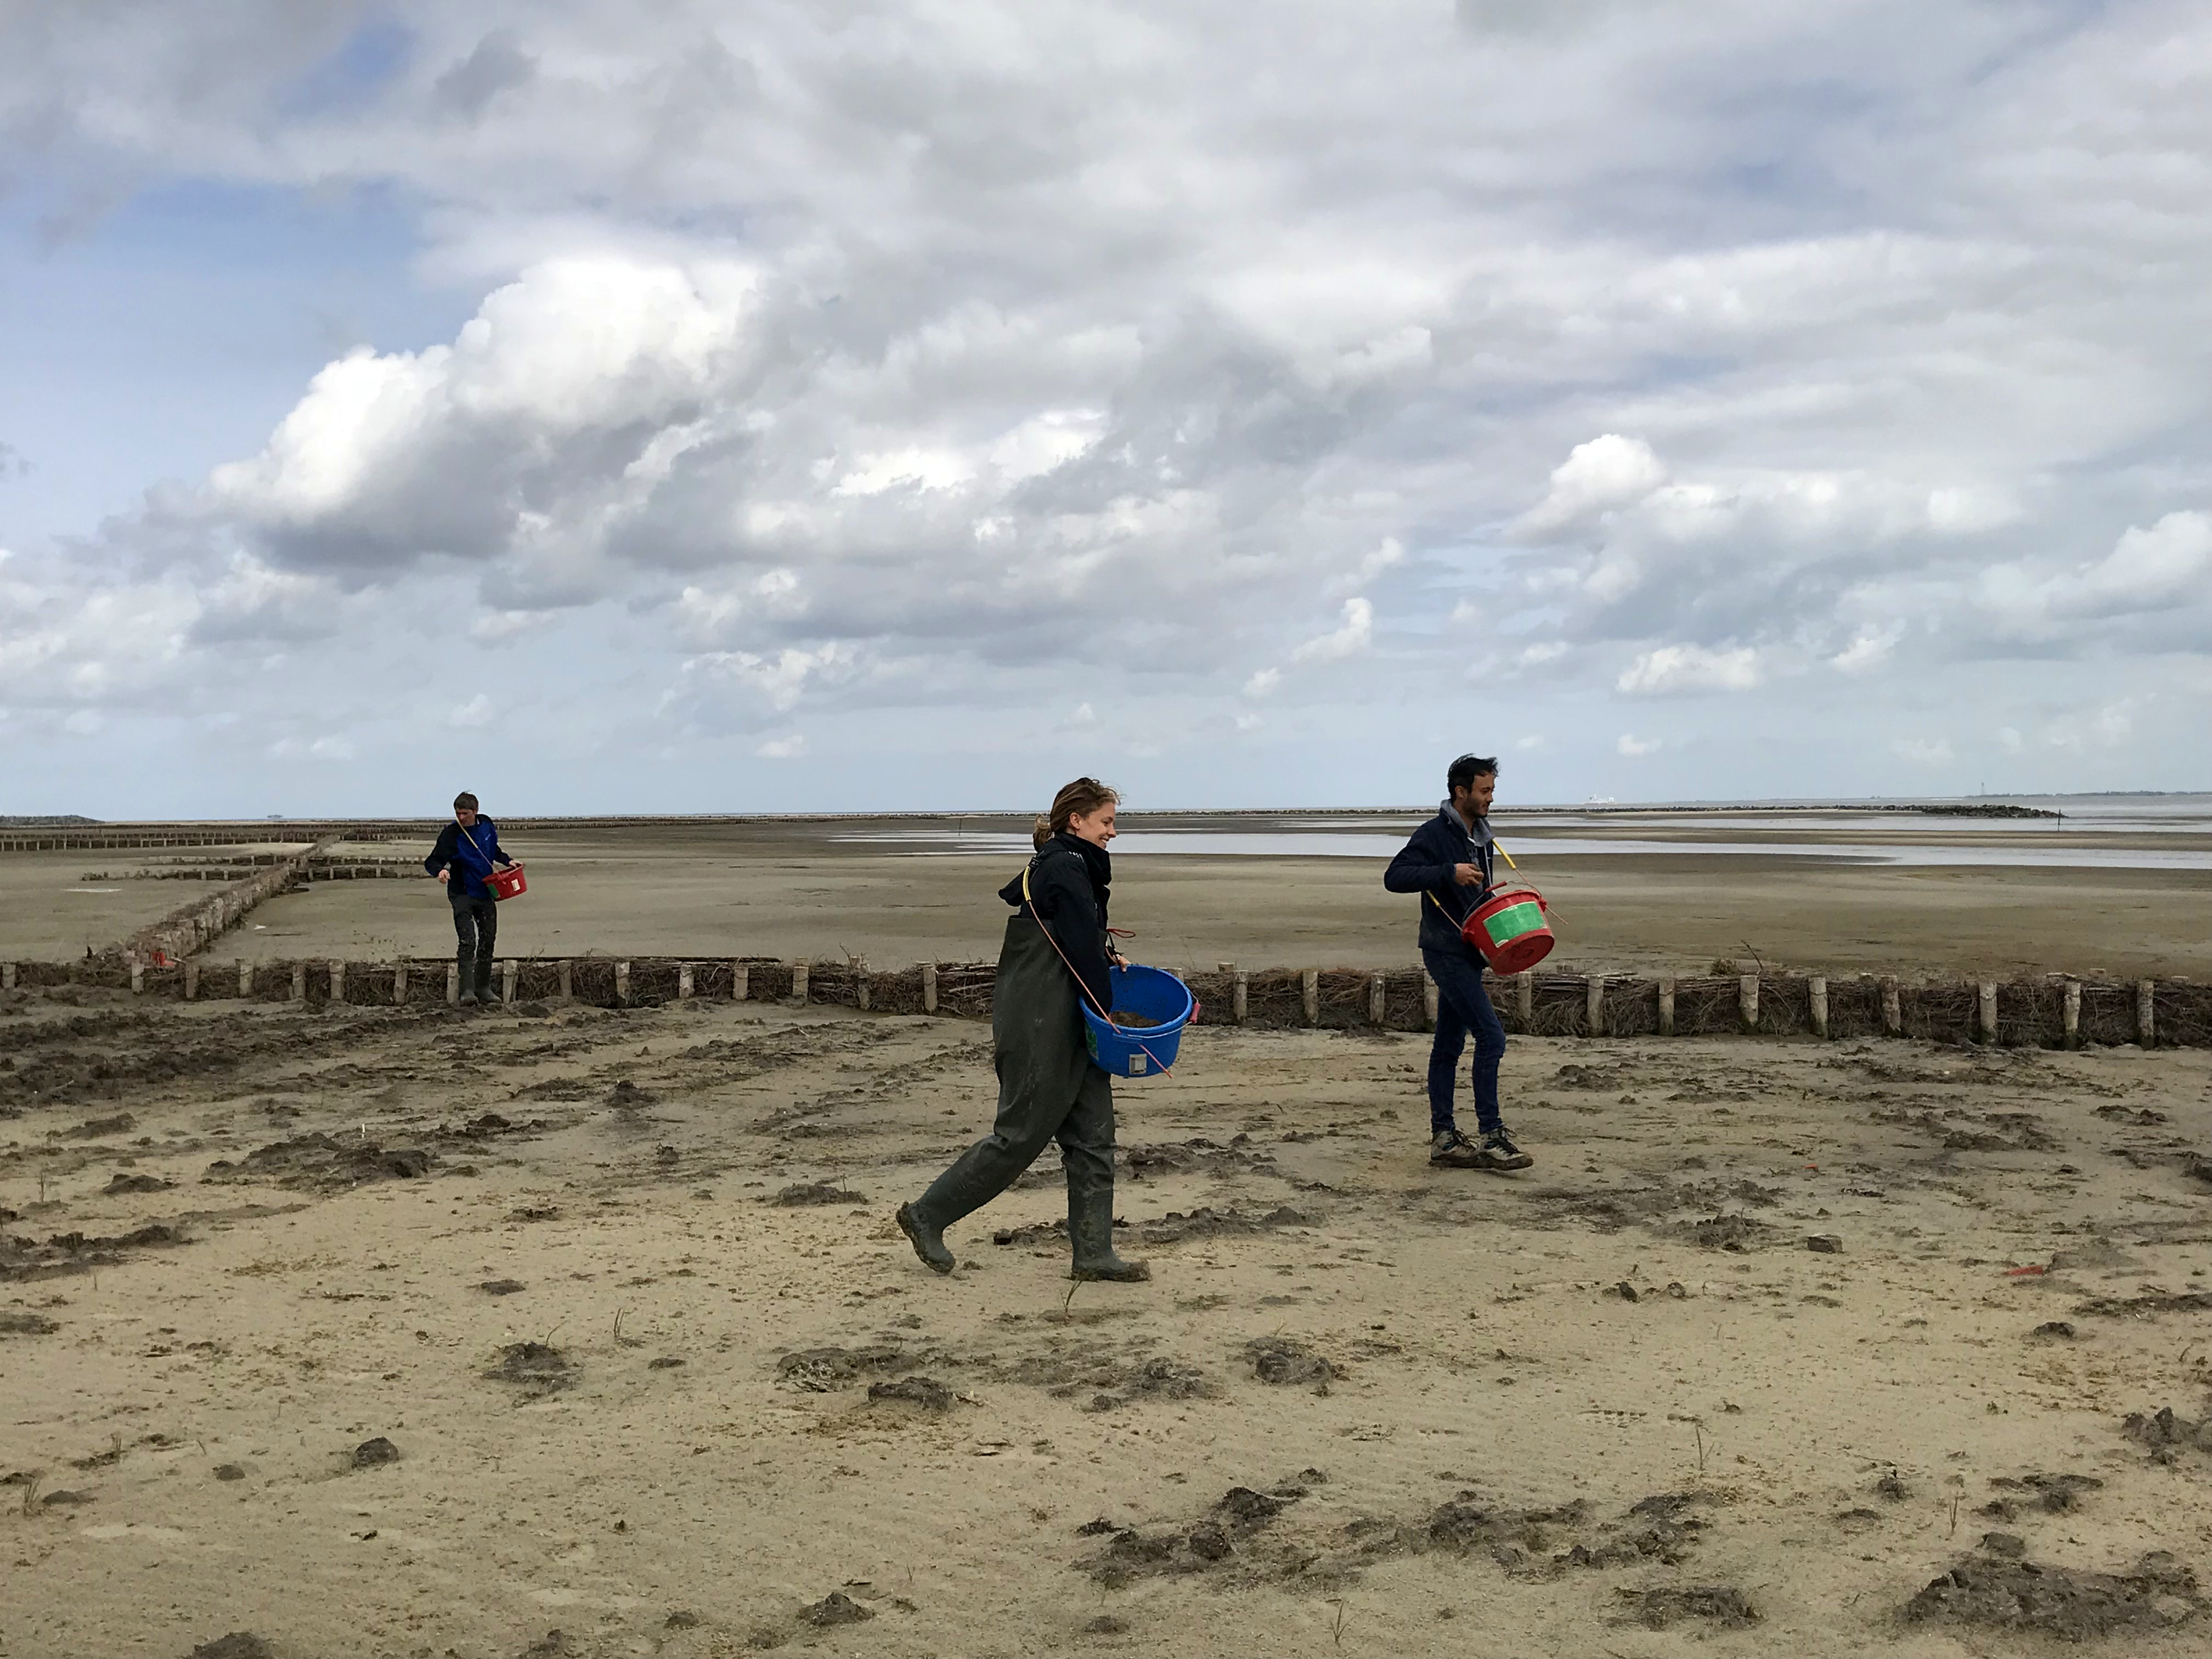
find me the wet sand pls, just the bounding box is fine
[4,984,2211,1657]
[162,819,2212,983]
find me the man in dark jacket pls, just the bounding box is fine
[422,792,515,1007]
[1384,755,1534,1171]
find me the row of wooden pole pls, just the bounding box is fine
[0,957,2174,1046]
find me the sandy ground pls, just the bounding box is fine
[167,819,2212,982]
[0,846,306,962]
[5,984,2212,1658]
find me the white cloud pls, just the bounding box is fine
[1829,624,1903,674]
[1617,644,1761,696]
[1616,733,1660,757]
[1515,733,1547,751]
[1514,435,1668,538]
[1073,702,1096,724]
[2,2,2209,803]
[1325,537,1405,597]
[452,693,493,727]
[755,733,807,759]
[1290,597,1374,664]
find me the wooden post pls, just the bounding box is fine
[855,960,870,1012]
[1585,975,1606,1038]
[330,961,345,1006]
[557,960,573,1000]
[2137,980,2155,1048]
[1657,977,1675,1036]
[239,960,253,997]
[446,963,460,1005]
[1368,973,1386,1025]
[1809,976,1829,1040]
[1881,977,1901,1036]
[790,962,808,1004]
[394,962,408,1006]
[502,960,518,1004]
[1738,974,1759,1032]
[1422,972,1438,1030]
[921,963,936,1014]
[290,963,307,1002]
[2062,978,2081,1048]
[131,960,145,995]
[1232,968,1249,1024]
[1977,979,1998,1043]
[615,962,631,1007]
[0,963,13,991]
[184,962,199,1001]
[678,963,695,1001]
[1515,973,1533,1028]
[733,962,750,1003]
[1301,969,1319,1026]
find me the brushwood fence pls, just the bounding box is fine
[0,955,2205,1049]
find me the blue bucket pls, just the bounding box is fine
[1081,964,1195,1079]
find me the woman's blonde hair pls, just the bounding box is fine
[1032,776,1120,849]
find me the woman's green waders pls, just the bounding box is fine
[897,913,1148,1280]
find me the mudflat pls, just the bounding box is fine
[4,983,2210,1656]
[151,815,2212,981]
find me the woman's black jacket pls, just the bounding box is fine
[999,833,1113,1011]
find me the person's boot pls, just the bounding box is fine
[1068,1178,1149,1282]
[456,961,478,1007]
[896,1142,1025,1274]
[476,960,498,1006]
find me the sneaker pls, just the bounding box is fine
[1471,1127,1534,1172]
[1429,1128,1484,1169]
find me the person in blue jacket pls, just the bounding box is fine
[1384,754,1534,1171]
[422,792,516,1007]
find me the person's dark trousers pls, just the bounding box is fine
[914,916,1115,1225]
[1421,945,1505,1136]
[452,895,498,1002]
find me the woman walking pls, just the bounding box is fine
[896,778,1149,1282]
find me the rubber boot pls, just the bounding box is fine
[896,1141,1028,1274]
[456,962,478,1007]
[476,960,498,1006]
[1068,1178,1149,1282]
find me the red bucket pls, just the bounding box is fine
[1462,887,1553,974]
[488,864,528,901]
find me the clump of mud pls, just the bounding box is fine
[188,1635,276,1659]
[777,1345,909,1392]
[0,1312,61,1336]
[104,1172,172,1194]
[772,1182,867,1206]
[867,1375,953,1411]
[1904,1538,2202,1638]
[1616,1586,1758,1629]
[801,1591,873,1627]
[2077,1289,2212,1321]
[3,1222,188,1283]
[1246,1337,1341,1386]
[484,1341,575,1396]
[1683,1213,1769,1251]
[2121,1406,2212,1460]
[206,1133,432,1190]
[1977,1471,2103,1520]
[1139,1205,1316,1245]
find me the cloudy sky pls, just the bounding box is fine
[2,1,2207,816]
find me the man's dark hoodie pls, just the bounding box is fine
[1000,833,1113,1009]
[1384,801,1497,958]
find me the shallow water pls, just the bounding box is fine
[837,828,2212,871]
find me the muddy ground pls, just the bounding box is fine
[3,985,2211,1658]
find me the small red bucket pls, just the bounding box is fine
[1462,887,1553,974]
[488,864,528,902]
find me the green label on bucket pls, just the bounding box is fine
[1483,902,1544,946]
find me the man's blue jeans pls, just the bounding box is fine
[1422,946,1505,1136]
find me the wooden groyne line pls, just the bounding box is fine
[111,838,343,964]
[0,955,2204,1048]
